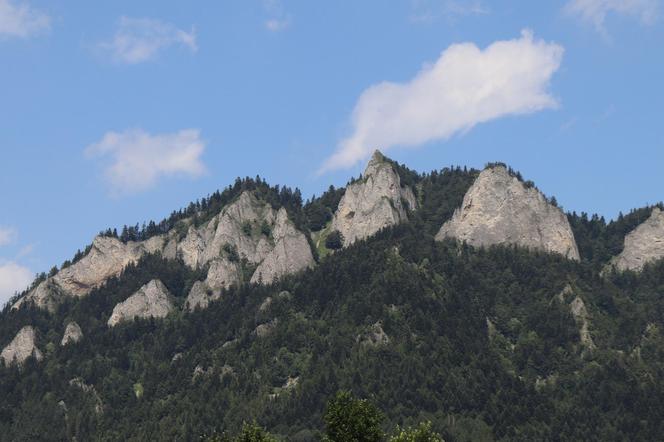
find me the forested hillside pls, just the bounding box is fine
[2,159,664,441]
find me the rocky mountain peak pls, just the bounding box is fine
[331,150,417,246]
[14,189,314,313]
[1,326,43,367]
[61,322,83,346]
[436,165,580,260]
[107,280,175,327]
[606,207,664,272]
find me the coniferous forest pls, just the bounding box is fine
[2,162,664,441]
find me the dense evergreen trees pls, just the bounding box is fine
[1,165,664,440]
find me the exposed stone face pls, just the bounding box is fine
[607,207,664,272]
[251,208,315,284]
[357,322,390,347]
[1,326,43,366]
[570,296,595,351]
[556,285,595,351]
[108,280,174,327]
[69,378,104,414]
[13,235,169,312]
[14,191,314,312]
[332,150,417,246]
[61,322,83,346]
[184,258,242,311]
[436,166,580,260]
[254,319,278,338]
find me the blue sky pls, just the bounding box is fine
[1,0,663,303]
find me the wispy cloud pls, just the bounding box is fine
[0,226,16,246]
[0,0,49,38]
[99,17,197,64]
[85,128,207,196]
[0,261,32,307]
[410,0,489,23]
[321,30,564,172]
[264,0,292,31]
[565,0,659,33]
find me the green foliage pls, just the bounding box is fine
[324,391,384,442]
[389,422,444,442]
[325,230,344,250]
[3,165,664,441]
[242,220,253,236]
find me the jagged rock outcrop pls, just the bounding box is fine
[1,326,43,366]
[184,259,241,310]
[108,280,174,327]
[607,207,664,272]
[570,297,595,351]
[69,378,104,414]
[61,321,83,346]
[436,165,580,260]
[13,235,168,312]
[14,191,315,312]
[556,284,595,351]
[251,208,315,283]
[331,150,417,246]
[357,322,390,347]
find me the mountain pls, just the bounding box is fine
[1,152,664,441]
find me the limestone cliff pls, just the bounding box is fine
[14,191,314,312]
[61,321,83,346]
[108,280,174,327]
[250,208,315,284]
[607,207,664,272]
[13,235,169,312]
[436,165,580,260]
[331,150,417,246]
[1,326,43,366]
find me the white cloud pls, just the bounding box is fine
[0,226,16,246]
[0,0,50,38]
[321,30,563,172]
[99,17,197,64]
[0,261,32,307]
[264,0,292,31]
[85,128,207,196]
[565,0,659,32]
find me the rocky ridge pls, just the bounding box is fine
[107,280,175,327]
[1,326,43,366]
[14,191,315,312]
[436,165,580,260]
[606,207,664,272]
[331,150,417,246]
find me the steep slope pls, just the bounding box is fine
[107,280,175,327]
[13,191,314,312]
[331,150,417,246]
[1,326,43,367]
[436,165,580,260]
[606,207,664,272]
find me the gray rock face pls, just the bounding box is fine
[250,208,315,284]
[607,207,664,272]
[69,378,104,414]
[61,322,83,346]
[570,296,595,351]
[1,326,43,366]
[332,150,417,246]
[357,322,390,347]
[184,258,241,311]
[13,235,169,312]
[108,280,174,327]
[14,191,314,312]
[556,285,595,351]
[436,166,580,260]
